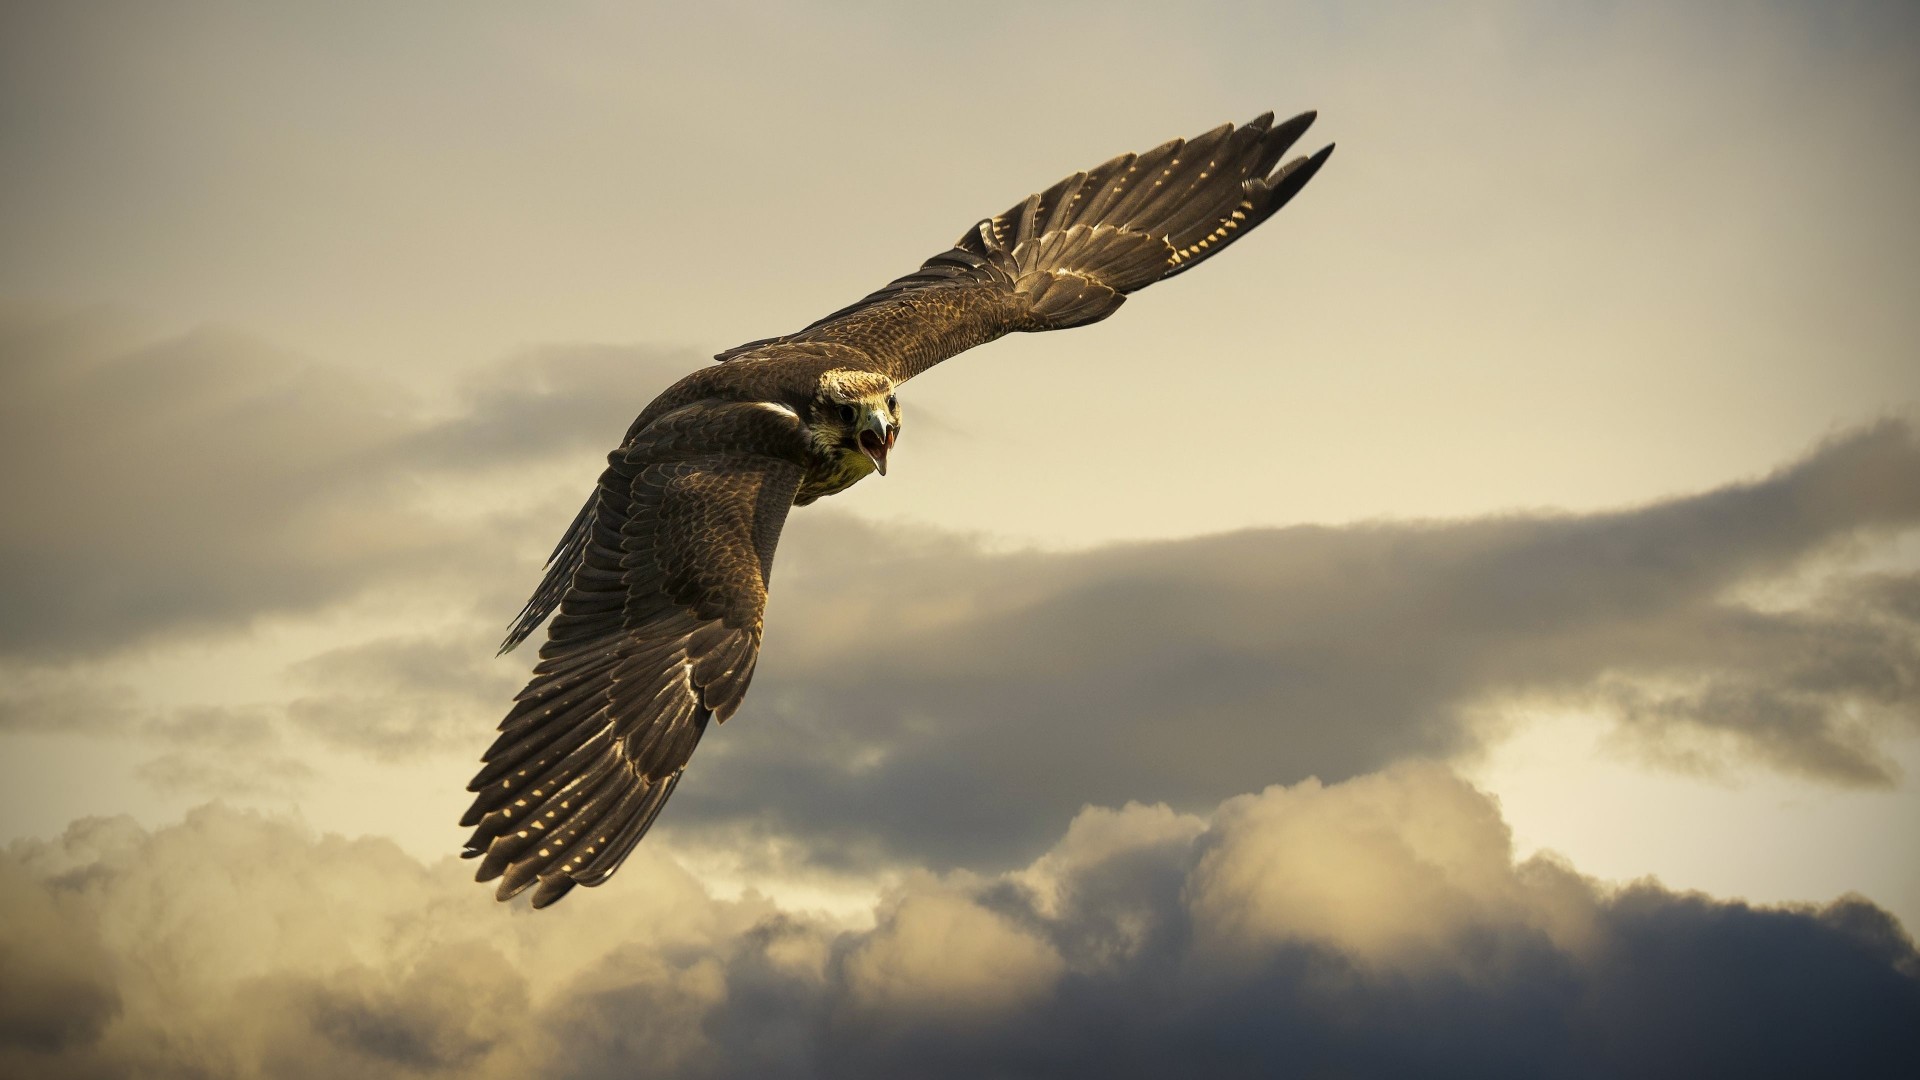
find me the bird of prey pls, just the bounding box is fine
[462,109,1334,907]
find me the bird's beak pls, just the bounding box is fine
[857,412,895,476]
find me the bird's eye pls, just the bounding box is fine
[837,404,857,424]
[886,394,897,411]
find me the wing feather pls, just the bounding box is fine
[713,110,1332,383]
[463,399,807,907]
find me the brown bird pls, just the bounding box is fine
[462,110,1334,906]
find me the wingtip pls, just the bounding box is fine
[1261,111,1319,161]
[1283,143,1336,195]
[497,626,531,657]
[530,876,577,908]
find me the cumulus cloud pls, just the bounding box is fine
[0,305,691,659]
[0,857,118,1054]
[668,422,1920,867]
[1185,766,1574,970]
[2,767,1915,1079]
[842,886,1064,1025]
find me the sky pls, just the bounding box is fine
[2,1,1918,1076]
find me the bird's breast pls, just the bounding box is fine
[794,448,875,505]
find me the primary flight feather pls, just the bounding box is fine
[462,109,1335,907]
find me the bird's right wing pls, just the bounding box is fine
[715,110,1333,383]
[463,399,808,907]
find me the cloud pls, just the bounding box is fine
[8,306,1915,885]
[667,422,1920,868]
[0,682,312,801]
[842,886,1064,1024]
[285,632,523,757]
[123,705,312,799]
[3,767,1915,1078]
[40,402,1899,870]
[133,752,314,801]
[0,305,692,660]
[0,311,425,658]
[0,671,141,736]
[1185,766,1567,970]
[0,857,118,1055]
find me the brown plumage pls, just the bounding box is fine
[462,109,1334,906]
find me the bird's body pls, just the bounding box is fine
[462,110,1334,906]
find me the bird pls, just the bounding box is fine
[461,109,1335,907]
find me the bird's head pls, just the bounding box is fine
[809,369,900,476]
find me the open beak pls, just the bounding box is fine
[857,413,896,476]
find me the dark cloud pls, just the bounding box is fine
[660,422,1920,869]
[267,943,529,1078]
[3,769,1915,1078]
[0,857,118,1055]
[0,305,691,659]
[118,411,1910,870]
[1,311,424,658]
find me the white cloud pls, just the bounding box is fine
[1186,765,1598,970]
[844,885,1064,1023]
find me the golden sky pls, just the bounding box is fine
[3,2,1918,1075]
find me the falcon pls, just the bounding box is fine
[462,110,1335,906]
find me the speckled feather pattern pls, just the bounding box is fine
[467,111,1332,906]
[464,402,807,906]
[715,109,1331,379]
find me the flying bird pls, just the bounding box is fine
[462,110,1335,906]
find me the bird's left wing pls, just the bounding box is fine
[715,110,1333,383]
[462,399,808,907]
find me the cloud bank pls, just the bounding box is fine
[674,421,1920,868]
[6,306,1915,876]
[4,766,1914,1079]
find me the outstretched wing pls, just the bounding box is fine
[462,400,808,907]
[716,110,1333,382]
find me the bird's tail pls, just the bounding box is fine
[973,110,1332,331]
